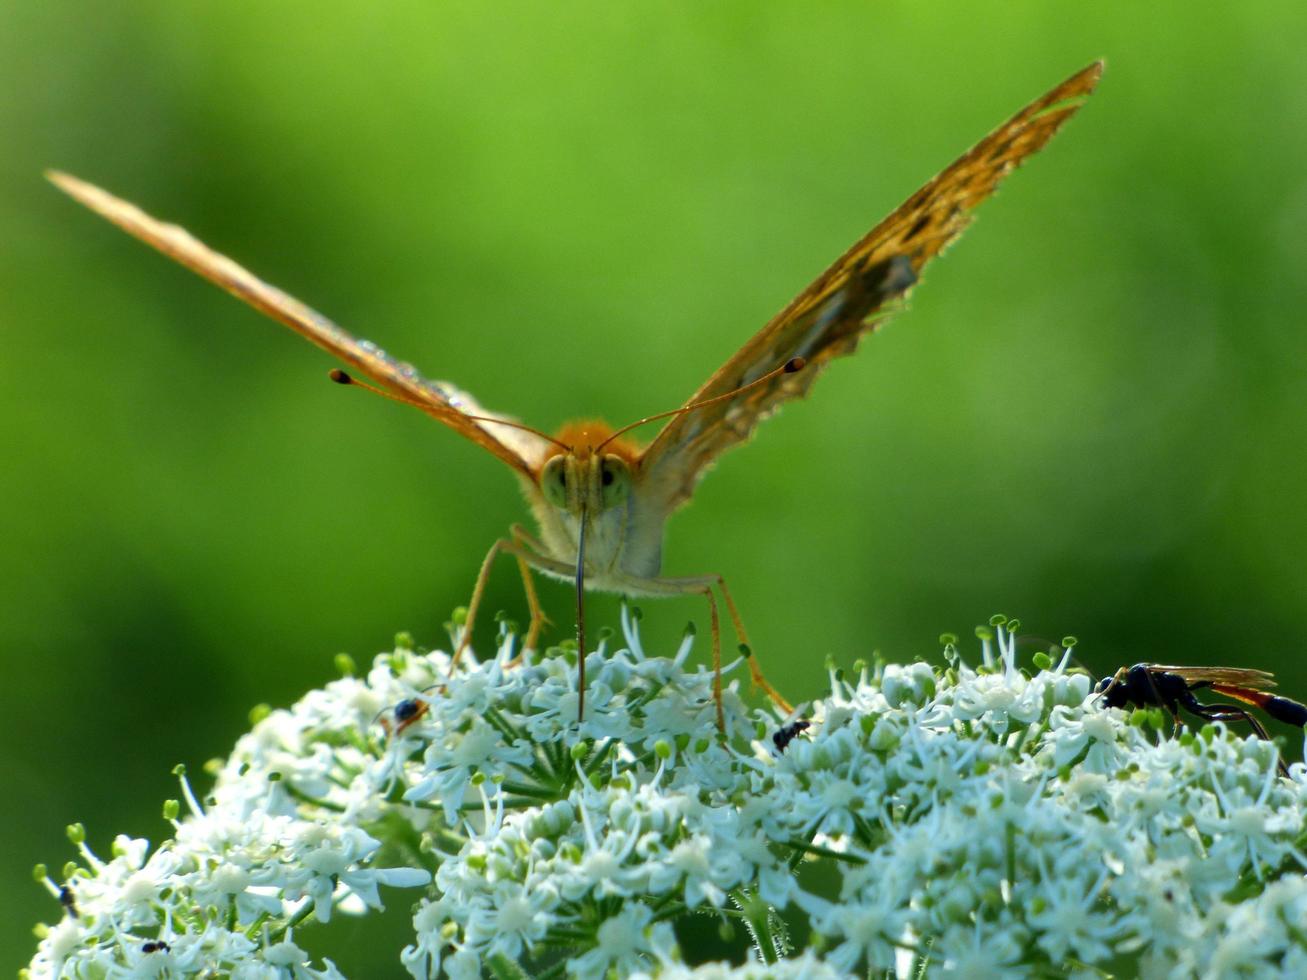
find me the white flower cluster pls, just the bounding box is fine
[26,653,431,980]
[26,611,1307,978]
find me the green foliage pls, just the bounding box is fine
[5,2,1307,974]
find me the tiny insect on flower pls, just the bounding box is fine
[772,720,811,754]
[380,696,431,736]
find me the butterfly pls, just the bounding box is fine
[48,61,1101,731]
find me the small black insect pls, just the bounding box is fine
[58,885,78,919]
[377,696,430,736]
[773,720,811,754]
[142,940,172,953]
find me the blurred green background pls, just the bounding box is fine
[4,0,1307,972]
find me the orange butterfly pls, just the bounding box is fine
[49,62,1101,730]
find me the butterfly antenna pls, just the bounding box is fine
[574,508,587,725]
[596,356,806,452]
[328,369,572,451]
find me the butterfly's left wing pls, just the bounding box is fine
[638,62,1103,513]
[47,171,552,478]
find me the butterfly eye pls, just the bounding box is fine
[541,456,569,507]
[600,455,630,508]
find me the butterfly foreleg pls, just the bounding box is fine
[699,586,725,733]
[457,531,559,674]
[508,525,553,660]
[508,522,550,555]
[628,572,794,730]
[670,578,725,732]
[715,576,793,714]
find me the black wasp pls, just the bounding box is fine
[1096,664,1307,775]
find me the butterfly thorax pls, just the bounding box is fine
[523,421,664,588]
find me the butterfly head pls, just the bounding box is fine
[539,422,641,518]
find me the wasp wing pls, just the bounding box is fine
[1152,665,1279,691]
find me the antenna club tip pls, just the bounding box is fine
[784,356,806,373]
[328,368,352,385]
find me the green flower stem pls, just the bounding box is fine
[785,837,867,865]
[732,889,779,966]
[498,780,560,800]
[532,960,569,980]
[486,951,530,979]
[482,706,522,743]
[267,894,318,943]
[281,782,347,813]
[242,911,273,942]
[581,738,617,775]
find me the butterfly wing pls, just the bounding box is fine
[638,61,1103,513]
[47,171,549,478]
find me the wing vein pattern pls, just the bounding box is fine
[639,62,1103,513]
[46,171,549,477]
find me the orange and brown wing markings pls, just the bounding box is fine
[1155,666,1279,691]
[639,61,1103,511]
[47,171,544,478]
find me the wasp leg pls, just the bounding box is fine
[1185,696,1289,778]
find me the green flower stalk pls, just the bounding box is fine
[24,610,1307,978]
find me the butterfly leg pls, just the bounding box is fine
[695,585,725,732]
[629,573,793,730]
[456,533,556,673]
[455,539,509,671]
[508,525,553,662]
[715,576,794,714]
[685,580,726,732]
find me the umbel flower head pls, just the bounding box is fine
[24,609,1307,978]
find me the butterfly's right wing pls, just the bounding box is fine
[637,62,1103,515]
[47,171,550,478]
